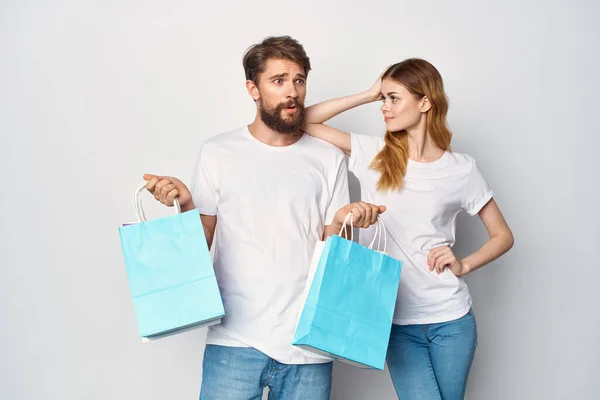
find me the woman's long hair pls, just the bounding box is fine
[370,59,452,192]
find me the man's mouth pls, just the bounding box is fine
[284,102,299,112]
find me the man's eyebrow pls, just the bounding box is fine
[267,73,307,80]
[268,73,288,79]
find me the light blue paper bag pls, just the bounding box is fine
[119,182,224,341]
[293,215,402,369]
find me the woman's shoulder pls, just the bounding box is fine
[351,133,385,153]
[446,150,476,167]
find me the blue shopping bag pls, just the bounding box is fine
[119,182,224,341]
[293,215,402,369]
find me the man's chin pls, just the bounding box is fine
[280,111,300,119]
[278,125,302,135]
[275,116,300,131]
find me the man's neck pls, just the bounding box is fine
[248,118,303,147]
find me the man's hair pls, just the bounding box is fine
[243,36,311,84]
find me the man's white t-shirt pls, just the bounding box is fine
[349,133,493,325]
[190,126,349,364]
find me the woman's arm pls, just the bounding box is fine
[428,199,514,275]
[461,199,514,273]
[303,73,384,155]
[302,124,353,155]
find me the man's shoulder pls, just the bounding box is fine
[202,127,247,149]
[303,134,346,160]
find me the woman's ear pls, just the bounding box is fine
[421,96,432,112]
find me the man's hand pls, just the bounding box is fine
[143,174,193,210]
[334,201,386,229]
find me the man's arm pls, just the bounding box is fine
[200,214,217,249]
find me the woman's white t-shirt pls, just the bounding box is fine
[349,133,493,325]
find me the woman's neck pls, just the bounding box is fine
[406,121,445,162]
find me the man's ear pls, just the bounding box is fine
[246,80,260,102]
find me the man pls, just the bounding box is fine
[145,36,384,399]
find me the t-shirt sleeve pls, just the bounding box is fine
[348,133,385,177]
[461,158,494,216]
[190,145,218,216]
[324,156,350,226]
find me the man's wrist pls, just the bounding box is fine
[180,200,196,212]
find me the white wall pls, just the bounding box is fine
[1,1,598,399]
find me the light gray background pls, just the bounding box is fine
[1,1,598,399]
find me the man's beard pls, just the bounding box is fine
[259,98,305,135]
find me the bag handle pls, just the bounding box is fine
[367,217,387,253]
[338,212,354,242]
[133,181,181,223]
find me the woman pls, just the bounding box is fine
[303,59,514,400]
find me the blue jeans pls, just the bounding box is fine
[386,309,478,400]
[199,345,332,400]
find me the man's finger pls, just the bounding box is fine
[161,183,176,198]
[166,189,180,203]
[146,176,160,192]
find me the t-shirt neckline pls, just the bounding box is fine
[407,151,449,169]
[244,126,305,151]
